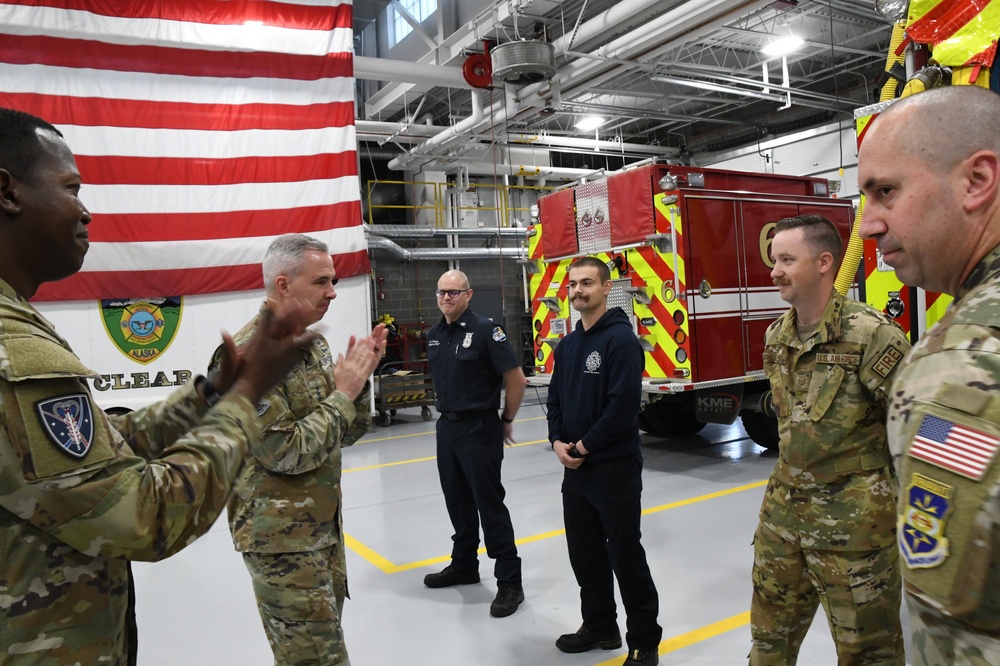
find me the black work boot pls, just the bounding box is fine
[489,586,524,617]
[555,625,622,653]
[623,647,659,665]
[423,565,480,588]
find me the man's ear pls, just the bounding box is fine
[274,275,290,296]
[963,151,1000,214]
[817,251,835,275]
[0,169,22,216]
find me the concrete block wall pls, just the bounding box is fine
[368,234,533,371]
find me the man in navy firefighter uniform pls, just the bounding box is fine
[424,269,527,618]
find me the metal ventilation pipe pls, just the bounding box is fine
[366,224,525,239]
[367,236,525,261]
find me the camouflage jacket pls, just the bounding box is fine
[890,245,1000,628]
[0,278,260,665]
[760,289,910,550]
[220,311,371,554]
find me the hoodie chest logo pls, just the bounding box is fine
[585,351,602,374]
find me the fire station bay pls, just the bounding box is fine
[10,0,977,663]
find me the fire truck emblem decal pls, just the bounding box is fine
[100,297,183,365]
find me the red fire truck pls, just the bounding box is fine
[526,163,854,449]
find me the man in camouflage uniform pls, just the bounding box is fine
[0,108,321,664]
[212,234,387,666]
[750,214,909,665]
[858,86,1000,666]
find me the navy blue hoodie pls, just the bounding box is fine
[547,307,643,464]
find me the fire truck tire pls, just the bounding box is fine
[740,412,779,450]
[638,403,706,438]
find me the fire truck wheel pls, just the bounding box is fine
[638,402,706,438]
[378,412,392,427]
[740,412,779,450]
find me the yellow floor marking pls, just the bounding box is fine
[343,438,549,473]
[591,611,750,665]
[359,415,548,444]
[344,481,767,573]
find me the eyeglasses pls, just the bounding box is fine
[435,289,469,299]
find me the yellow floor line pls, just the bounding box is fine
[591,611,750,665]
[343,438,549,473]
[359,414,548,444]
[344,481,766,574]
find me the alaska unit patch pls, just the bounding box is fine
[101,297,182,365]
[900,472,954,568]
[36,394,95,459]
[492,326,507,342]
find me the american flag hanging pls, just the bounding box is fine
[0,0,368,302]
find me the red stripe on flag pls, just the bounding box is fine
[0,34,352,81]
[0,93,354,131]
[77,154,358,187]
[31,250,371,302]
[4,0,351,30]
[89,203,362,243]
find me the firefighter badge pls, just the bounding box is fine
[463,332,474,348]
[36,394,95,459]
[101,297,183,364]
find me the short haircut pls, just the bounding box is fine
[879,86,1000,172]
[774,214,843,270]
[262,233,329,293]
[0,107,63,183]
[569,256,611,283]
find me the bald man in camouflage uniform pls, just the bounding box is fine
[750,215,909,665]
[859,87,1000,665]
[212,234,387,666]
[0,108,317,664]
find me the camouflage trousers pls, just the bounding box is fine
[750,523,905,665]
[907,594,1000,666]
[243,543,350,666]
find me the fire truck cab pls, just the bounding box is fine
[527,162,854,449]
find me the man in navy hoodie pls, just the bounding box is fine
[548,256,661,666]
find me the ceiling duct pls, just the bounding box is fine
[491,40,557,85]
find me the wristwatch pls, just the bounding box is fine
[567,443,584,459]
[197,373,222,407]
[500,414,514,424]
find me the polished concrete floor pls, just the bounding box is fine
[132,388,913,665]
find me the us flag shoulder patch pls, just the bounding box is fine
[909,414,1000,481]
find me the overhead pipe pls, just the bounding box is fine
[366,224,524,238]
[354,56,469,89]
[508,133,679,157]
[387,91,484,171]
[387,0,772,172]
[366,236,524,261]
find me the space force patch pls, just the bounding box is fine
[900,472,953,568]
[492,326,507,342]
[36,394,95,459]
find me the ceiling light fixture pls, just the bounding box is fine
[761,35,804,57]
[574,115,607,131]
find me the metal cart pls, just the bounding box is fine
[374,363,435,427]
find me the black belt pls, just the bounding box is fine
[439,410,495,421]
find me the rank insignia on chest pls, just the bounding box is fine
[36,394,95,459]
[257,399,271,417]
[462,332,473,348]
[900,472,954,568]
